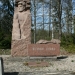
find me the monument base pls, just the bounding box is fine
[11,41,60,57]
[11,39,31,56]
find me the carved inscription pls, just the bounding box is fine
[32,47,55,51]
[33,47,44,50]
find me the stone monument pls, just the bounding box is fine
[28,39,60,56]
[11,0,60,57]
[11,0,31,56]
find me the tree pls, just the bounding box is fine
[0,0,14,49]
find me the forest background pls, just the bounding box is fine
[0,0,75,54]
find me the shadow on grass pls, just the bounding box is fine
[4,72,19,75]
[4,71,75,75]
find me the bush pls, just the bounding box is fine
[0,34,11,49]
[62,44,75,54]
[0,39,11,49]
[61,34,75,54]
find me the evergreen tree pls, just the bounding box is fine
[0,0,14,49]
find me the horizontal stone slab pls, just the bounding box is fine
[28,44,60,56]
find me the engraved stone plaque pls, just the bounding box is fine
[28,44,60,56]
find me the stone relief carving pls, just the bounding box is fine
[12,0,31,40]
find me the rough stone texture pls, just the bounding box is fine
[36,39,50,44]
[36,39,61,44]
[11,39,31,56]
[50,39,61,44]
[12,11,31,40]
[11,0,31,56]
[28,44,60,56]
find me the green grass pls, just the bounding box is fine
[71,60,74,62]
[23,62,29,66]
[61,44,75,54]
[0,49,11,55]
[0,44,75,55]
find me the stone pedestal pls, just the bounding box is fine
[11,39,31,56]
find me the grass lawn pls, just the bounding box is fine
[0,49,11,55]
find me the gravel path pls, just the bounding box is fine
[0,55,75,75]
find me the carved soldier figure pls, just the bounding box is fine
[11,0,31,56]
[12,0,31,40]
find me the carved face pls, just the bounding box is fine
[18,1,26,12]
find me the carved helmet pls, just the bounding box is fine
[15,0,27,2]
[15,0,27,7]
[15,0,30,10]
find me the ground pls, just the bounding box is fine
[1,55,75,75]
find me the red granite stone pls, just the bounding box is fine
[11,0,31,57]
[28,44,60,56]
